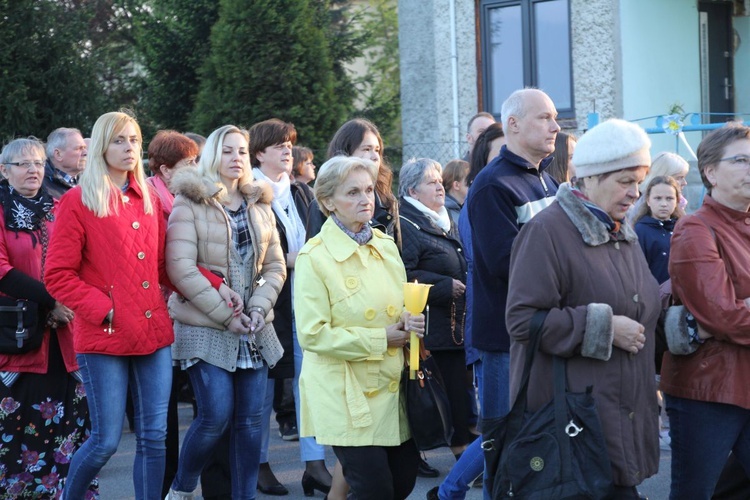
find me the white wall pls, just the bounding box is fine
[619,0,702,155]
[735,16,750,117]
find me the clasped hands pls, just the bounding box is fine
[218,283,265,335]
[386,312,426,348]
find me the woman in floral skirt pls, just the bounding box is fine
[0,137,96,498]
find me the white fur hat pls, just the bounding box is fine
[572,119,651,178]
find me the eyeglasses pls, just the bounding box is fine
[720,155,750,167]
[5,160,45,170]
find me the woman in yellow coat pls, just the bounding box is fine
[294,155,425,500]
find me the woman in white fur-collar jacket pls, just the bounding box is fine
[164,125,286,499]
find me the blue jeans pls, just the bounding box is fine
[63,348,172,500]
[665,394,750,500]
[293,322,325,462]
[260,377,274,463]
[172,361,267,500]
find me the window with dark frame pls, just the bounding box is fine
[480,0,574,119]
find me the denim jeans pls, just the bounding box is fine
[478,351,511,499]
[293,322,325,462]
[63,347,172,500]
[172,361,267,500]
[260,377,275,463]
[665,394,750,500]
[436,353,510,500]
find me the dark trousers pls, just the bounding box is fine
[333,439,419,500]
[273,377,296,427]
[713,452,750,499]
[665,395,750,500]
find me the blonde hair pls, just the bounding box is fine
[80,111,153,217]
[640,152,688,190]
[197,125,253,204]
[314,156,378,217]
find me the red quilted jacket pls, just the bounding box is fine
[45,177,174,355]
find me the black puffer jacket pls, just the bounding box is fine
[399,199,467,351]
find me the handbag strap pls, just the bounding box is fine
[553,355,574,482]
[502,310,549,449]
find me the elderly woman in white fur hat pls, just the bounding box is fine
[506,119,660,499]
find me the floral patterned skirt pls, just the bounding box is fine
[0,332,98,499]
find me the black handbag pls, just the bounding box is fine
[402,344,454,450]
[0,297,45,354]
[482,310,614,499]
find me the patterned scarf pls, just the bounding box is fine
[0,180,54,247]
[331,213,373,245]
[570,187,622,238]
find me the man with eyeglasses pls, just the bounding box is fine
[43,127,87,199]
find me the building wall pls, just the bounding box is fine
[619,0,703,154]
[399,0,480,165]
[735,15,750,117]
[570,0,623,128]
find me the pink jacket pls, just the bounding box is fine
[45,177,174,355]
[0,201,78,373]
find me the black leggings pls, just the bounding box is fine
[333,439,419,500]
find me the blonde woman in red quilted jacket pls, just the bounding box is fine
[46,111,177,500]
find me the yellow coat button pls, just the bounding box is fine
[142,281,150,289]
[137,252,145,260]
[364,308,376,320]
[132,221,140,229]
[345,277,358,289]
[386,305,397,317]
[145,310,152,319]
[365,389,379,398]
[388,381,399,393]
[387,347,399,356]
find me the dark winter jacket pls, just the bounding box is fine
[444,194,462,231]
[634,216,675,284]
[43,160,77,200]
[506,183,660,487]
[399,199,467,351]
[466,145,557,352]
[270,182,313,378]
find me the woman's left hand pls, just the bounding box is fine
[218,283,243,317]
[401,312,425,336]
[248,310,266,332]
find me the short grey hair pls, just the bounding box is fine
[1,137,46,164]
[500,88,543,130]
[46,127,83,158]
[398,158,442,198]
[314,155,379,217]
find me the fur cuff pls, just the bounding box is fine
[665,305,698,355]
[582,303,613,360]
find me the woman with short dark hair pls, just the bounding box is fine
[661,122,750,499]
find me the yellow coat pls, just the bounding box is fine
[294,218,411,446]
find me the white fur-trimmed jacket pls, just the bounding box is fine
[166,168,286,339]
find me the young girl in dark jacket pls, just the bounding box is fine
[633,176,684,284]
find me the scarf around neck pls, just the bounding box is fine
[331,213,373,245]
[0,181,54,247]
[570,187,621,237]
[404,196,451,233]
[253,168,305,253]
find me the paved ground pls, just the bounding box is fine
[98,404,671,499]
